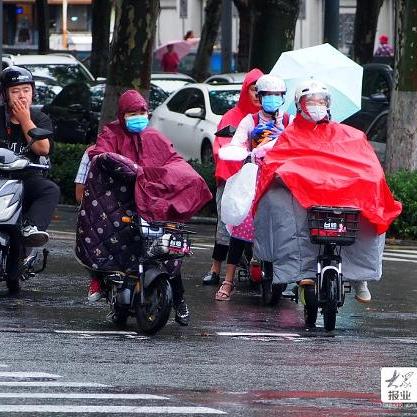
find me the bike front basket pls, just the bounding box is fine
[308,206,360,246]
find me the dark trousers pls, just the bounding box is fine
[212,242,229,262]
[227,237,253,266]
[22,176,60,231]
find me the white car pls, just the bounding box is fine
[149,83,242,163]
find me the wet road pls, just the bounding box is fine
[0,207,415,416]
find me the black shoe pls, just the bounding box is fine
[202,271,220,286]
[174,300,190,326]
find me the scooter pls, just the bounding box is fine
[104,215,194,335]
[0,128,51,293]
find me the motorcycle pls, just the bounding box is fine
[0,128,51,293]
[216,125,287,305]
[104,215,194,335]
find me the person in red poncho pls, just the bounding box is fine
[88,89,212,325]
[254,80,402,303]
[201,68,263,286]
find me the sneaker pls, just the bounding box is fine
[174,299,190,326]
[22,225,49,247]
[87,277,103,302]
[202,271,220,286]
[352,281,371,303]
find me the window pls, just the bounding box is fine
[184,89,205,111]
[167,89,193,113]
[23,64,93,86]
[209,89,240,115]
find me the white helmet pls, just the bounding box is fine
[294,79,331,110]
[255,74,286,95]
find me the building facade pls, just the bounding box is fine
[2,0,394,55]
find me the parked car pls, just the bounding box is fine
[204,73,246,85]
[176,50,237,76]
[344,63,392,132]
[42,82,169,144]
[343,63,393,165]
[151,72,196,93]
[2,53,97,87]
[149,83,242,163]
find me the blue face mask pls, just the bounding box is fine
[125,115,149,133]
[261,95,284,113]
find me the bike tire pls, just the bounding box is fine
[135,277,172,335]
[303,285,318,328]
[111,303,129,327]
[261,279,284,306]
[323,276,338,331]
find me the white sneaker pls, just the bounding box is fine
[352,281,371,303]
[22,225,49,247]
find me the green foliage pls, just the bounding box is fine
[49,143,88,204]
[386,170,417,239]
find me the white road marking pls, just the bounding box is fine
[383,252,417,259]
[0,372,61,379]
[55,330,137,335]
[384,248,417,254]
[0,382,108,387]
[0,405,226,414]
[383,257,417,263]
[0,365,8,368]
[217,331,300,340]
[0,393,168,400]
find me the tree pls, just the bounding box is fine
[249,0,300,73]
[351,0,384,64]
[191,0,223,82]
[385,0,417,172]
[36,0,49,54]
[90,0,112,79]
[233,0,251,72]
[99,0,159,130]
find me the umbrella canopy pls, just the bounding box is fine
[154,38,199,61]
[270,43,363,122]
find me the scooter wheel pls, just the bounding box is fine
[135,277,172,335]
[111,304,129,326]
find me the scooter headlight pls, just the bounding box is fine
[0,194,19,221]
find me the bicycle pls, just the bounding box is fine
[299,206,361,331]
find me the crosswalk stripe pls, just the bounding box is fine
[55,330,137,335]
[217,331,300,340]
[383,252,417,259]
[383,257,417,263]
[384,248,417,254]
[0,405,226,414]
[0,382,108,387]
[0,372,61,380]
[0,393,168,400]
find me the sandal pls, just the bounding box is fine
[215,280,234,301]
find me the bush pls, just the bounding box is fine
[49,144,217,215]
[49,143,88,205]
[386,170,417,239]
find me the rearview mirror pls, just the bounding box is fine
[215,125,236,138]
[185,107,204,119]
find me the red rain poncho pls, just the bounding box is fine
[255,115,402,234]
[90,90,212,222]
[213,68,263,184]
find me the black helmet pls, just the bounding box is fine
[1,66,35,100]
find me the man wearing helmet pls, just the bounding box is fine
[254,79,401,305]
[215,74,292,301]
[0,66,60,246]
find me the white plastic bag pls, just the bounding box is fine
[221,163,259,226]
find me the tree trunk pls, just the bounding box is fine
[191,0,223,82]
[90,0,112,79]
[233,0,250,72]
[36,0,49,54]
[249,0,300,73]
[385,0,417,172]
[351,0,384,64]
[99,0,160,130]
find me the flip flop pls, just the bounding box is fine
[215,281,234,301]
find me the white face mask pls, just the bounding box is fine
[306,104,328,122]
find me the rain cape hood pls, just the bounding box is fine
[90,90,212,222]
[255,115,402,234]
[214,68,263,184]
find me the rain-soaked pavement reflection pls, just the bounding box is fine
[0,216,415,416]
